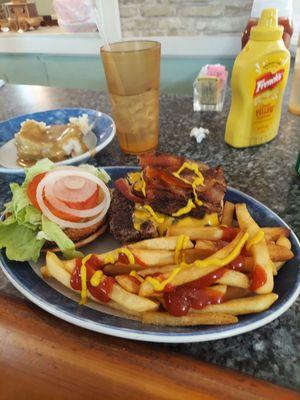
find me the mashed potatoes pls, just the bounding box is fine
[15,114,91,167]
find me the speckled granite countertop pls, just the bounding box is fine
[0,84,299,391]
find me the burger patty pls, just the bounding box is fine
[109,189,156,244]
[64,217,106,242]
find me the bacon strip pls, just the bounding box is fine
[139,153,185,169]
[143,166,192,197]
[114,178,144,204]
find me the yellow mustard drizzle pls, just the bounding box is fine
[172,161,206,212]
[172,199,196,217]
[141,171,146,197]
[146,267,182,292]
[103,248,135,265]
[90,270,104,287]
[129,270,144,283]
[172,161,204,184]
[174,234,190,264]
[132,205,174,234]
[146,232,249,291]
[246,230,265,251]
[192,177,204,206]
[79,253,93,304]
[127,171,146,197]
[143,205,165,223]
[127,172,141,185]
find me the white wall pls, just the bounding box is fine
[293,1,300,45]
[35,0,55,16]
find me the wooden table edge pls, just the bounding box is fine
[0,293,298,400]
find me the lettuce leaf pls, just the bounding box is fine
[41,216,83,259]
[0,159,109,261]
[79,164,111,183]
[6,183,42,230]
[23,158,54,185]
[0,223,45,262]
[10,182,30,215]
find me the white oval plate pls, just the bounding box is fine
[0,167,300,343]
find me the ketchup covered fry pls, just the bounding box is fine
[103,263,144,276]
[192,293,278,316]
[41,198,294,326]
[45,252,158,314]
[138,264,175,277]
[139,231,248,297]
[236,203,274,294]
[115,274,140,294]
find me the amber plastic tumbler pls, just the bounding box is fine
[100,41,161,154]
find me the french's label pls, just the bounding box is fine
[253,69,284,97]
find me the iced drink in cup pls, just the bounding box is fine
[100,41,161,154]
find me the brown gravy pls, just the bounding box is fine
[15,121,88,167]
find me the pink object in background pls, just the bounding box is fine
[206,65,227,81]
[53,0,97,32]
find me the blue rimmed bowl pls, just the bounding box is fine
[0,108,115,175]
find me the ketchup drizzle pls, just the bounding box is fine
[70,258,115,303]
[162,254,249,316]
[250,265,267,291]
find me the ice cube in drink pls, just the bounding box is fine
[110,88,159,154]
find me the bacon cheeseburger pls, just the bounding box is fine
[109,153,226,243]
[0,159,111,261]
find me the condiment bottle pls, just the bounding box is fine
[288,34,300,115]
[225,8,290,148]
[242,0,293,49]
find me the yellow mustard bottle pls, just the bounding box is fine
[225,8,290,148]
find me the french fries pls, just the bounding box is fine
[236,203,274,294]
[192,293,278,315]
[142,312,238,326]
[129,249,175,267]
[262,227,290,241]
[223,287,251,301]
[167,226,225,240]
[45,252,158,314]
[274,235,292,272]
[42,202,294,327]
[221,201,235,226]
[216,269,249,288]
[103,263,144,276]
[129,236,193,251]
[115,274,140,294]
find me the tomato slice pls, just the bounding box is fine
[27,173,100,222]
[64,187,100,210]
[27,173,46,210]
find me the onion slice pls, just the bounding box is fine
[53,176,97,203]
[44,181,105,219]
[36,169,111,229]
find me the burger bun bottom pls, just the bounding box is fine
[43,219,107,253]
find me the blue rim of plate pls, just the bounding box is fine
[0,166,300,343]
[0,108,116,175]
